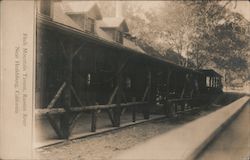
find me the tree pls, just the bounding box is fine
[185,1,250,85]
[97,1,250,84]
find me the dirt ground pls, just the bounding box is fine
[35,93,243,160]
[35,109,217,160]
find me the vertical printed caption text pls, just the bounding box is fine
[14,33,29,127]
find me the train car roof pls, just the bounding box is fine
[199,69,223,77]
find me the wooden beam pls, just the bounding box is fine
[36,108,65,116]
[47,82,66,109]
[71,85,84,106]
[108,86,119,104]
[46,113,63,138]
[168,98,193,102]
[116,56,130,75]
[121,102,147,107]
[69,113,82,135]
[142,87,149,102]
[71,104,115,111]
[35,102,147,115]
[59,40,67,58]
[105,109,115,126]
[73,44,84,58]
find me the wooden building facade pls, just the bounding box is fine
[36,1,222,139]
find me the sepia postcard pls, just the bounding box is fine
[0,0,249,160]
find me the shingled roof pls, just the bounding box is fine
[98,17,129,32]
[51,1,143,53]
[62,1,102,19]
[53,2,82,30]
[63,1,95,12]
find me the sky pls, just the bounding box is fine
[223,1,250,21]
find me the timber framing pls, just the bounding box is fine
[36,14,223,140]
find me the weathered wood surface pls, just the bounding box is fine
[71,85,84,106]
[167,98,193,102]
[36,102,147,116]
[132,106,136,122]
[91,110,97,132]
[46,113,63,138]
[47,82,66,109]
[69,113,82,135]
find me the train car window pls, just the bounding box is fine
[194,79,199,91]
[125,77,131,89]
[206,76,210,87]
[87,73,91,86]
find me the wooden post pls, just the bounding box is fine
[180,84,186,99]
[91,110,97,132]
[109,56,129,127]
[113,74,122,127]
[59,113,70,139]
[170,102,176,117]
[105,86,118,126]
[182,101,186,113]
[69,112,82,135]
[60,42,73,139]
[132,105,136,122]
[46,113,63,138]
[165,69,172,117]
[144,70,151,119]
[174,103,177,113]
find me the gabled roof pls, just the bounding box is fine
[51,1,143,53]
[200,69,222,77]
[53,2,82,30]
[98,17,129,32]
[62,1,102,19]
